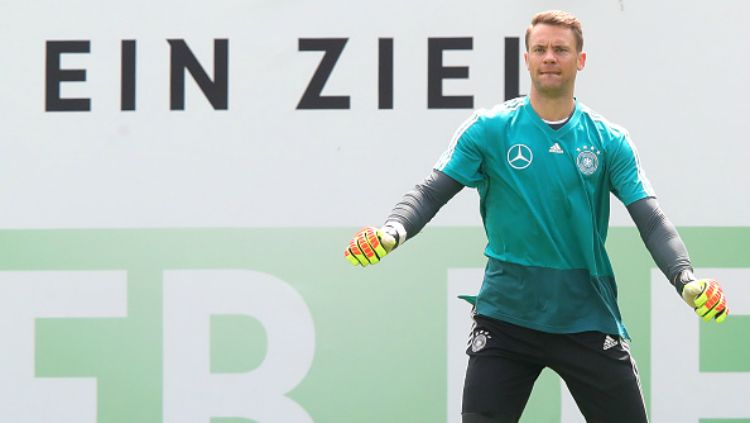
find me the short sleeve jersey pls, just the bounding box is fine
[436,96,654,338]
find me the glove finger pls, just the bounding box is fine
[344,249,361,266]
[706,283,723,307]
[700,305,719,321]
[697,290,726,321]
[715,305,729,323]
[366,227,388,257]
[709,295,728,322]
[347,239,369,266]
[356,230,380,264]
[692,281,714,308]
[696,297,718,319]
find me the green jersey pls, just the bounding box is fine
[436,96,654,338]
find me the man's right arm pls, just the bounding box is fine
[381,169,464,247]
[346,111,484,267]
[344,169,464,266]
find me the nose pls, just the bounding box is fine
[543,49,557,63]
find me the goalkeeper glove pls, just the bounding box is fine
[344,226,398,267]
[676,271,729,323]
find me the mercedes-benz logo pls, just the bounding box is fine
[507,144,533,170]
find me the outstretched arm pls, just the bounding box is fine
[382,169,464,245]
[626,197,691,286]
[627,197,729,322]
[345,169,464,266]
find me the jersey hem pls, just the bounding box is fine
[475,309,628,339]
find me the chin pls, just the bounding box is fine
[535,85,568,97]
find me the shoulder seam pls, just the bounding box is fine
[435,113,481,171]
[579,104,628,136]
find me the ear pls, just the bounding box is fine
[523,51,530,70]
[577,51,587,71]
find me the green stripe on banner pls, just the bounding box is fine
[0,227,746,422]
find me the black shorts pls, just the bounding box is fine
[462,315,648,423]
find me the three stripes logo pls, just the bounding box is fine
[603,335,619,351]
[548,143,564,154]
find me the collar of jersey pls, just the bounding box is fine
[522,95,582,138]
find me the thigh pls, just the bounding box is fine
[549,332,648,423]
[462,316,545,422]
[462,354,543,422]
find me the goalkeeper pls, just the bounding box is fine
[344,10,729,423]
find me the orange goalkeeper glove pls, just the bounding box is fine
[344,226,398,267]
[678,274,729,323]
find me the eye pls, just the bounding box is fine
[554,46,569,53]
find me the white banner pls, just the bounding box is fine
[1,0,747,228]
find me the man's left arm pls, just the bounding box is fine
[627,197,729,322]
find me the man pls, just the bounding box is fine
[344,10,729,423]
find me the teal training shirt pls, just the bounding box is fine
[436,96,655,339]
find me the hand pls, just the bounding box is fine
[344,226,397,267]
[681,279,729,323]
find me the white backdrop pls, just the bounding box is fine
[1,0,747,228]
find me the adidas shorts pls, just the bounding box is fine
[462,315,648,423]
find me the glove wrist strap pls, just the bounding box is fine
[382,221,407,248]
[672,269,695,295]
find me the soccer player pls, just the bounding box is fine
[344,10,729,423]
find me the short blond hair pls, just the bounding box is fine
[524,10,583,52]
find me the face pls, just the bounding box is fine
[524,23,586,98]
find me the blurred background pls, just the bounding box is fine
[0,0,748,422]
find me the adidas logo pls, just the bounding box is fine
[548,143,564,154]
[603,335,619,350]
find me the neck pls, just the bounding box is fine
[528,89,576,121]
